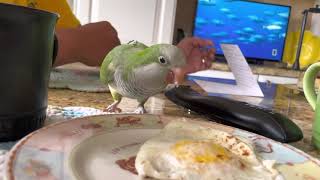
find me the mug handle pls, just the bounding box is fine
[52,34,59,66]
[303,62,320,110]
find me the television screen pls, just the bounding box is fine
[193,0,291,62]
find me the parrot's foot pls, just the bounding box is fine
[134,106,146,114]
[103,103,122,113]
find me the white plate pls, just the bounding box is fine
[4,114,320,180]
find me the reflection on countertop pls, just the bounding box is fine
[212,61,303,78]
[48,82,319,159]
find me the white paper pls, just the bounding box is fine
[192,44,264,97]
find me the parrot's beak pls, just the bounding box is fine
[170,58,187,84]
[166,68,185,86]
[166,70,175,85]
[166,57,187,85]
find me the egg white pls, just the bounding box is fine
[135,120,281,180]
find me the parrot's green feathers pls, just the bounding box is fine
[122,45,162,79]
[100,41,182,85]
[108,85,122,101]
[100,41,148,84]
[100,52,114,84]
[100,40,187,114]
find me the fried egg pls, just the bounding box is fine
[135,120,281,180]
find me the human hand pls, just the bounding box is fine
[54,21,121,67]
[168,37,215,84]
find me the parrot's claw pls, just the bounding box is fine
[103,105,122,113]
[134,106,146,114]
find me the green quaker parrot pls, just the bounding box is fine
[100,40,186,114]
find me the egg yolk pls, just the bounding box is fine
[171,140,231,164]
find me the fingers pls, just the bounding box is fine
[172,68,187,85]
[199,57,211,70]
[204,45,216,60]
[191,37,214,49]
[200,44,215,64]
[180,36,214,49]
[201,48,215,69]
[200,59,207,70]
[203,39,214,48]
[191,37,203,48]
[209,48,216,58]
[191,38,215,60]
[178,36,216,72]
[205,57,213,68]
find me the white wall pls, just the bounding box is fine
[72,0,177,46]
[91,0,159,45]
[311,0,320,36]
[67,0,73,7]
[72,0,92,25]
[154,0,177,44]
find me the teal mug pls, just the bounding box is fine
[303,62,320,149]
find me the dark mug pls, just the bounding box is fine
[0,3,59,141]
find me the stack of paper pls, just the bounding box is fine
[188,44,264,97]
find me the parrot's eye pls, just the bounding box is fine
[158,56,167,64]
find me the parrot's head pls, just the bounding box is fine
[150,44,187,84]
[124,44,186,87]
[152,44,186,69]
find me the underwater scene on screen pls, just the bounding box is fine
[193,0,290,61]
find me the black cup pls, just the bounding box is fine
[0,3,59,141]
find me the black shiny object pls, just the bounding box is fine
[165,86,303,143]
[0,3,58,141]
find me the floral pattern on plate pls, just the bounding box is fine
[4,114,320,180]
